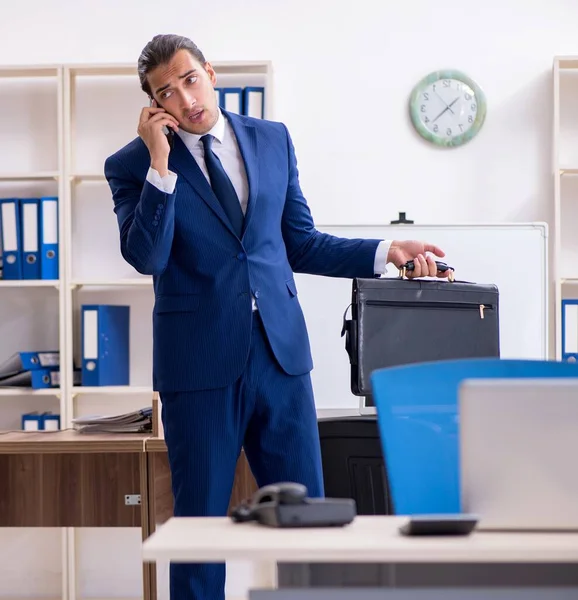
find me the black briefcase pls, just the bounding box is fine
[341,262,500,397]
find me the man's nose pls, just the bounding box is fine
[179,90,196,110]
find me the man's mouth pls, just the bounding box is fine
[188,109,204,122]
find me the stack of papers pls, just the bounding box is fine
[72,407,153,433]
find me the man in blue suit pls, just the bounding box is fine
[105,34,449,600]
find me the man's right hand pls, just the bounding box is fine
[137,102,179,177]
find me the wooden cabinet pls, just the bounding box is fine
[0,432,148,528]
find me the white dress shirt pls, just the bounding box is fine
[146,110,392,299]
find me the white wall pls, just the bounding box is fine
[3,0,577,226]
[0,0,576,598]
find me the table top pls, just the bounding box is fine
[142,516,578,564]
[0,430,151,453]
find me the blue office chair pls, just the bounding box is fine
[370,358,578,516]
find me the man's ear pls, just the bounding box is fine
[204,62,217,86]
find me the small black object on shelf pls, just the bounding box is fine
[390,212,414,224]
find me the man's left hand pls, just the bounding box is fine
[387,240,449,278]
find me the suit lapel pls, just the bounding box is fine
[168,134,237,237]
[223,111,259,236]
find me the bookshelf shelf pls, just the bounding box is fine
[72,385,153,395]
[0,279,59,288]
[0,65,60,78]
[557,56,578,69]
[0,171,60,181]
[67,64,138,77]
[0,387,60,396]
[70,173,106,181]
[70,278,153,288]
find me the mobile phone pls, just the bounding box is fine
[149,97,175,149]
[398,514,478,536]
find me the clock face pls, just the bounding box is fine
[409,70,487,147]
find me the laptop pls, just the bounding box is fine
[459,378,578,531]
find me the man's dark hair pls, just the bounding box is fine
[138,34,207,97]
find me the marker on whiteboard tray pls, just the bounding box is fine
[390,212,414,224]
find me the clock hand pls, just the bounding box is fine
[448,96,460,109]
[434,91,455,114]
[432,96,461,124]
[432,106,450,123]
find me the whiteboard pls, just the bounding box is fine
[293,223,549,410]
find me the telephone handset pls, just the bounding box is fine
[149,97,175,149]
[230,481,356,528]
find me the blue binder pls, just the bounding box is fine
[0,366,79,389]
[41,412,60,430]
[562,299,578,361]
[0,350,59,379]
[242,87,264,118]
[22,412,43,430]
[222,87,243,114]
[20,197,41,279]
[0,198,22,279]
[39,196,59,280]
[81,304,130,386]
[21,411,60,430]
[30,368,59,389]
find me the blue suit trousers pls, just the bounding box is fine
[160,313,324,600]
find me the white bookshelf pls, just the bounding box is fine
[0,64,66,600]
[0,58,273,600]
[0,63,65,422]
[553,56,578,360]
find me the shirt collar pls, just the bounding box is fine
[176,108,226,150]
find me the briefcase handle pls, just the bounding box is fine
[399,260,455,282]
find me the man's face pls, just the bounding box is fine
[147,49,219,135]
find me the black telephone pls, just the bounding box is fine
[230,482,356,528]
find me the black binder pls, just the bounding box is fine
[342,273,500,399]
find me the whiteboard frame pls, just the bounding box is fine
[305,222,549,416]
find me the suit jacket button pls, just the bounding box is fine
[237,252,246,261]
[254,290,260,298]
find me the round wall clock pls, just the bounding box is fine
[409,69,487,148]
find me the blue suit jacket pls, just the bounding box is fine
[104,110,382,392]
